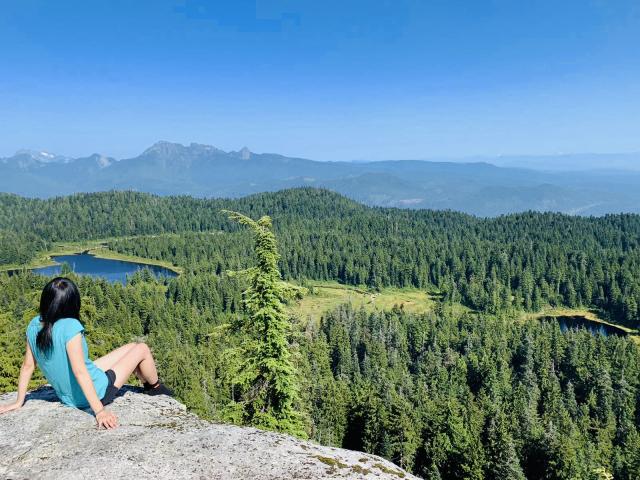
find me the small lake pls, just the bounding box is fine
[544,315,628,337]
[31,254,177,284]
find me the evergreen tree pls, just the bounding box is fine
[484,412,526,480]
[223,210,305,437]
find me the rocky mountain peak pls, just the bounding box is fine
[87,153,115,168]
[239,146,251,160]
[0,386,415,480]
[8,149,71,167]
[141,140,187,156]
[14,149,64,161]
[141,141,225,159]
[188,142,223,153]
[228,146,252,160]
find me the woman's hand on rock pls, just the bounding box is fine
[0,402,21,414]
[96,409,118,429]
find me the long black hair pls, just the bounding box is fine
[37,277,81,354]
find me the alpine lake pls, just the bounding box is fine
[30,253,177,284]
[541,315,629,337]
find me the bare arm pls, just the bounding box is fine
[0,341,35,414]
[67,334,118,429]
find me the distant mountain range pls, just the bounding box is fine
[473,153,640,172]
[2,141,640,216]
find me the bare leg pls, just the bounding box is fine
[109,343,159,389]
[93,343,137,371]
[94,343,144,383]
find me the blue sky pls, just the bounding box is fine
[1,0,639,160]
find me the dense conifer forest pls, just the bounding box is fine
[1,188,640,478]
[2,188,640,326]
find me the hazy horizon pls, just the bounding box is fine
[4,140,640,173]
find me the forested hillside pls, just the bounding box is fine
[2,188,640,326]
[2,188,640,478]
[1,272,639,479]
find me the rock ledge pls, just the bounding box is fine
[0,387,417,479]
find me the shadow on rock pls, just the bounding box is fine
[25,385,144,415]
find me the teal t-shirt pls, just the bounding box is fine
[26,316,108,408]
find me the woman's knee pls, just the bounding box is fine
[135,342,151,357]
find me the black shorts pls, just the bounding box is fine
[100,369,120,406]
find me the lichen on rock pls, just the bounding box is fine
[0,386,417,480]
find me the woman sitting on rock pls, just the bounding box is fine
[0,277,172,429]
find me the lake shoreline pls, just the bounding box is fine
[522,307,640,344]
[27,253,178,285]
[1,240,183,276]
